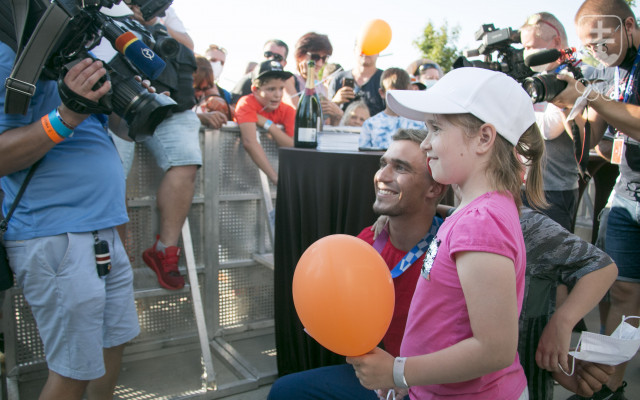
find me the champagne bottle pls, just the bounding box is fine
[294,60,323,148]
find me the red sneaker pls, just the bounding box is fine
[142,237,185,290]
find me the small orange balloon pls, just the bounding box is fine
[358,19,392,56]
[293,234,394,356]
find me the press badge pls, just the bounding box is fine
[612,136,625,165]
[421,238,440,280]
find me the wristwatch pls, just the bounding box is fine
[393,357,409,389]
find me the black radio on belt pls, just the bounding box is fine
[92,231,111,277]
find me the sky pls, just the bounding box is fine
[171,0,640,88]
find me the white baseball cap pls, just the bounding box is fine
[386,67,535,146]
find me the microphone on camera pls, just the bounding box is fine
[113,31,166,80]
[524,48,562,67]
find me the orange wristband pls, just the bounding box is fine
[41,114,65,144]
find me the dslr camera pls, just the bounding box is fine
[454,23,583,103]
[5,0,176,141]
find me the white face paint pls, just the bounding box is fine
[210,61,223,82]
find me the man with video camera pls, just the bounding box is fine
[552,1,640,399]
[0,1,141,398]
[521,12,586,232]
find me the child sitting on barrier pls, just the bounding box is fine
[235,60,296,184]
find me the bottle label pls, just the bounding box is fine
[298,127,317,142]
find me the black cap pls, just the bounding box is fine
[252,60,293,82]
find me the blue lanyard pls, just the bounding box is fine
[553,64,568,74]
[372,216,442,278]
[615,47,640,103]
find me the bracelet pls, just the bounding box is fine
[393,357,409,389]
[41,113,65,144]
[263,119,273,131]
[46,110,74,138]
[56,107,76,130]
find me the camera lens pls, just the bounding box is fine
[522,74,567,103]
[155,36,180,58]
[109,72,176,142]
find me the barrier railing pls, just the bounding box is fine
[2,125,278,399]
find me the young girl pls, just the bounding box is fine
[346,67,546,400]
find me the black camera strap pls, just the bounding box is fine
[0,160,42,236]
[4,1,71,115]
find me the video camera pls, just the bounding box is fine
[453,24,533,83]
[454,24,583,103]
[5,0,176,141]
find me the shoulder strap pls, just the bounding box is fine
[0,160,41,234]
[4,2,72,115]
[9,0,29,52]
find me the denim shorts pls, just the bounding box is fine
[5,228,140,380]
[605,194,640,282]
[113,109,202,175]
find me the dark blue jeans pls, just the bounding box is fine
[606,195,640,282]
[268,364,393,400]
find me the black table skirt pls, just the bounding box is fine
[274,147,383,376]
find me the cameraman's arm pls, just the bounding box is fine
[553,75,640,141]
[0,59,110,176]
[163,26,194,51]
[130,6,194,50]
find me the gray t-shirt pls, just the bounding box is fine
[518,207,613,400]
[591,55,640,201]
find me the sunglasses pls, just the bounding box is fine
[307,53,328,63]
[208,45,227,55]
[195,84,213,92]
[264,51,284,62]
[418,63,439,73]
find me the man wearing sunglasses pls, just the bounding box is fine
[231,39,291,104]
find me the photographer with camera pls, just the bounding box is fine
[520,12,585,232]
[0,2,141,398]
[551,1,640,399]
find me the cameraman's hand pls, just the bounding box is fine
[129,5,158,25]
[332,86,355,105]
[550,74,583,109]
[59,58,111,126]
[133,75,165,95]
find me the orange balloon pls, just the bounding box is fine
[292,234,395,356]
[358,19,392,56]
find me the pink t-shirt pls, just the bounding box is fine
[401,191,527,400]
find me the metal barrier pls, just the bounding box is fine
[2,125,278,399]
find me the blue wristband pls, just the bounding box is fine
[263,119,273,130]
[47,110,74,138]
